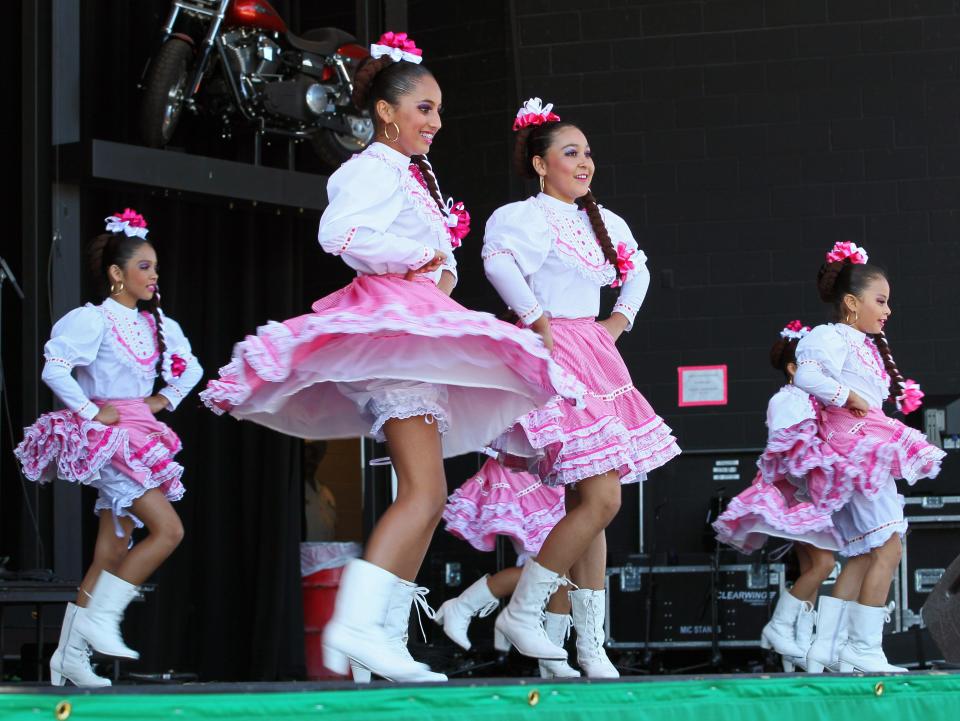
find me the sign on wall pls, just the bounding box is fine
[677,365,728,407]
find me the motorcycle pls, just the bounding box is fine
[139,0,374,168]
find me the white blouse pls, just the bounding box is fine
[317,142,458,285]
[482,193,650,329]
[41,298,203,420]
[794,323,890,410]
[766,384,816,434]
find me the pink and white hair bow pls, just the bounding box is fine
[370,31,423,64]
[896,379,924,415]
[104,208,149,239]
[513,97,561,131]
[444,198,471,248]
[610,242,636,288]
[826,240,869,265]
[780,319,812,340]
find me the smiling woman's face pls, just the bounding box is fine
[533,125,595,204]
[375,73,443,157]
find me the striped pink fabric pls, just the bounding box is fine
[200,274,585,458]
[494,317,680,486]
[443,457,565,556]
[15,398,184,502]
[816,405,944,501]
[713,470,841,553]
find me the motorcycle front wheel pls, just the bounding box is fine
[140,37,194,148]
[309,113,374,170]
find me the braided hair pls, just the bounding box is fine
[514,120,622,284]
[87,232,165,377]
[816,258,903,401]
[351,55,446,215]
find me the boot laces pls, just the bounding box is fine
[581,593,603,652]
[410,586,438,643]
[475,599,499,619]
[882,600,896,624]
[539,576,572,628]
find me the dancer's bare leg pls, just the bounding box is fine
[364,416,447,581]
[112,489,184,586]
[536,471,620,574]
[76,512,135,606]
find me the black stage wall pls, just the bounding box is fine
[6,0,960,680]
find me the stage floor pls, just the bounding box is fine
[2,672,960,721]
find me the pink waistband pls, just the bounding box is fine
[548,316,596,326]
[359,272,434,285]
[92,398,149,407]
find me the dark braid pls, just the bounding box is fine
[350,56,393,112]
[514,119,622,281]
[871,331,905,402]
[147,290,167,377]
[576,190,619,275]
[815,256,903,401]
[411,154,446,214]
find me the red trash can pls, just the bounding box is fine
[303,565,349,680]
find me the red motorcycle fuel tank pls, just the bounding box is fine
[226,0,288,33]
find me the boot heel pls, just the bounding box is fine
[351,662,372,683]
[323,645,349,675]
[50,670,65,686]
[806,659,825,674]
[782,658,795,673]
[837,661,853,673]
[760,633,772,650]
[493,628,511,653]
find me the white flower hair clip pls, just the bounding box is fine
[780,320,811,340]
[370,31,423,64]
[104,208,149,239]
[513,97,561,131]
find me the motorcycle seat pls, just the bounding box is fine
[286,27,358,55]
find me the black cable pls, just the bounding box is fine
[1,351,46,569]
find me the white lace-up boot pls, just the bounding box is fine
[570,589,619,678]
[72,572,140,659]
[433,576,499,651]
[493,559,568,660]
[538,612,580,678]
[323,559,445,682]
[49,603,111,687]
[838,602,907,673]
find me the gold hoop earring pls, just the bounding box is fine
[110,281,124,296]
[846,310,858,325]
[383,122,400,142]
[539,176,545,193]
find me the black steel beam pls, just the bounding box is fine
[90,140,329,211]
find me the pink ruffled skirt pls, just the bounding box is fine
[713,471,842,554]
[14,399,185,530]
[716,418,844,552]
[817,405,942,556]
[492,317,680,486]
[818,406,944,498]
[443,457,565,560]
[200,274,584,457]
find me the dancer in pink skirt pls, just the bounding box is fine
[482,99,681,671]
[15,209,202,686]
[200,38,582,683]
[714,321,840,671]
[794,241,944,673]
[437,456,580,678]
